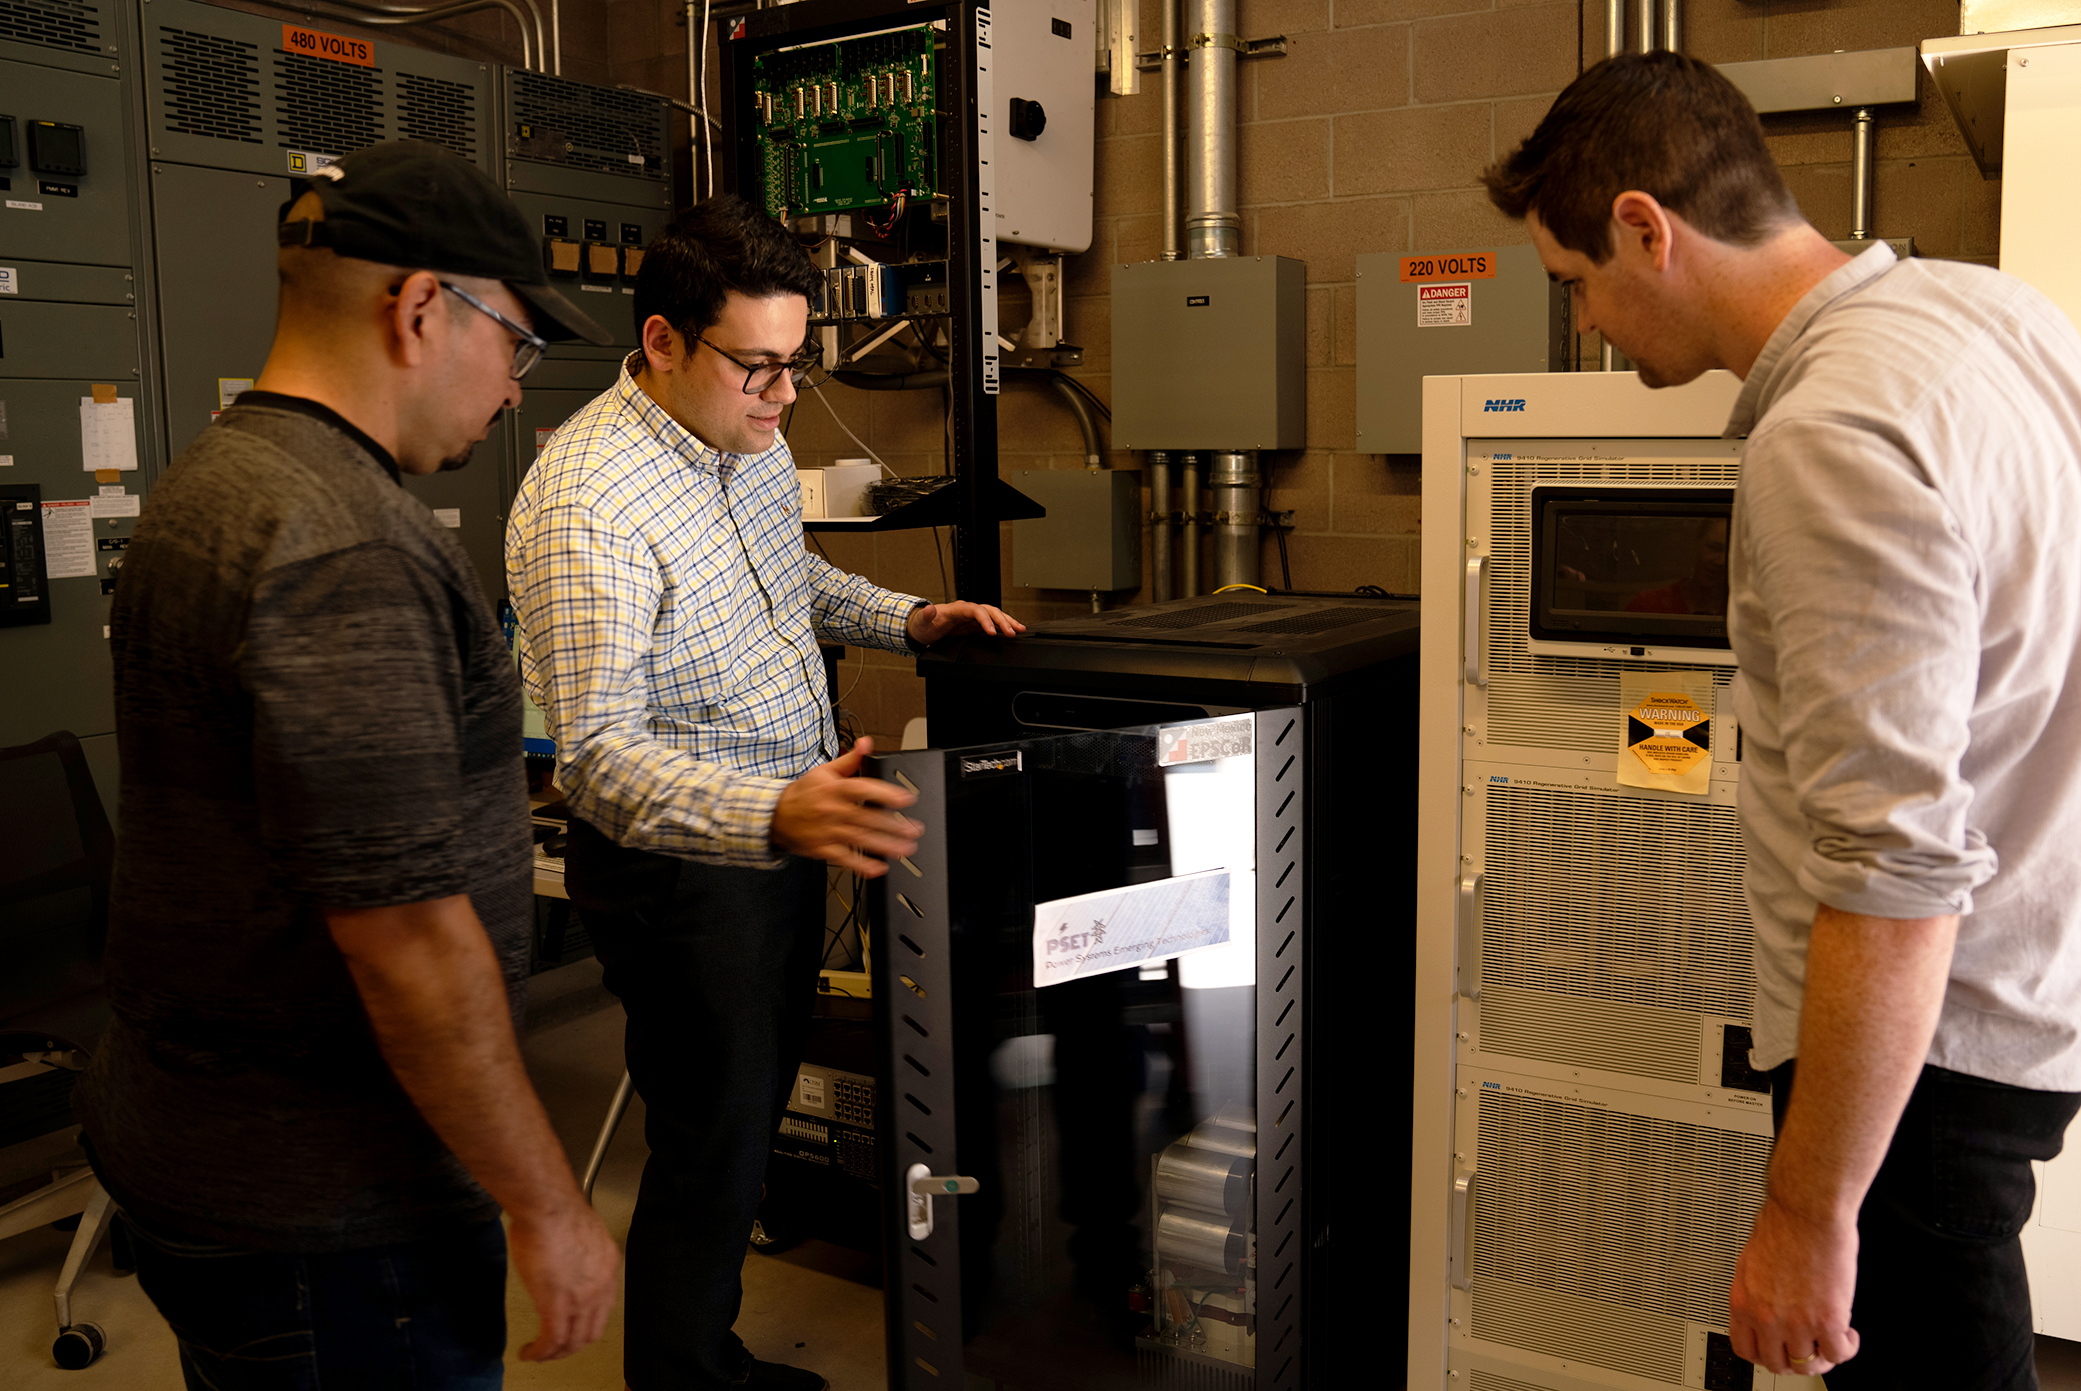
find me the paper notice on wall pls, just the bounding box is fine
[217,378,255,410]
[79,397,138,471]
[89,492,140,518]
[40,499,94,578]
[1418,281,1472,327]
[1618,669,1715,796]
[1033,869,1230,988]
[432,508,461,528]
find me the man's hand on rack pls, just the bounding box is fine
[908,601,1026,647]
[771,736,922,877]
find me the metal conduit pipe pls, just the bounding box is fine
[1180,454,1204,597]
[1634,0,1656,53]
[1599,0,1626,370]
[1048,375,1104,469]
[1149,451,1175,603]
[1850,107,1875,241]
[1183,0,1240,258]
[1661,0,1682,52]
[1162,0,1181,260]
[1209,451,1260,589]
[310,0,544,72]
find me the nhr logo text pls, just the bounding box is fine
[1482,399,1527,412]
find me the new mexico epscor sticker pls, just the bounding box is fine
[1618,670,1713,796]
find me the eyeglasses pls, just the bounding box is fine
[694,334,819,394]
[441,281,550,380]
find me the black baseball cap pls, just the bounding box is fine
[276,140,613,345]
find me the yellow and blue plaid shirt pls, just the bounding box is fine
[506,360,923,866]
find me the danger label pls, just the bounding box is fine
[1418,282,1472,327]
[282,23,373,66]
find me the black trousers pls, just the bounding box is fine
[567,818,826,1391]
[1770,1060,2081,1391]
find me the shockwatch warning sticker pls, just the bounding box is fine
[1618,669,1713,796]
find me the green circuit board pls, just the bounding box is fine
[751,26,938,220]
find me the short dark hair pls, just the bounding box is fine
[631,193,823,341]
[1482,51,1802,263]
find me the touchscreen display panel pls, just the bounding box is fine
[1530,487,1733,648]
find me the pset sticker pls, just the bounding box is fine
[1618,669,1713,796]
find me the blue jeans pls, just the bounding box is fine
[125,1210,508,1390]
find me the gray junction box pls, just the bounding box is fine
[1111,256,1306,450]
[1354,243,1570,454]
[1009,467,1141,592]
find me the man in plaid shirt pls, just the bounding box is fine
[506,195,1020,1391]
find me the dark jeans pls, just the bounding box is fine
[566,817,826,1391]
[1770,1060,2081,1391]
[124,1210,506,1390]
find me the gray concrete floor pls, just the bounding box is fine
[0,960,886,1390]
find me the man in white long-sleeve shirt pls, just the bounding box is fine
[1485,53,2081,1388]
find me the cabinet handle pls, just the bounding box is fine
[1464,556,1488,688]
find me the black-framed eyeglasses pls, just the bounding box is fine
[442,281,550,380]
[694,334,819,394]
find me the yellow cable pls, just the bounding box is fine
[1213,583,1268,594]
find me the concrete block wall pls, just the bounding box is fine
[207,0,1988,748]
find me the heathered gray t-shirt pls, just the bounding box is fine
[1727,246,2081,1091]
[75,394,532,1251]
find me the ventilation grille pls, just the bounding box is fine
[1471,1276,1685,1384]
[510,70,665,179]
[1238,605,1386,635]
[1133,1346,1254,1390]
[397,71,476,159]
[275,50,384,155]
[1479,986,1700,1086]
[1470,1369,1567,1391]
[1113,601,1285,629]
[1474,1089,1770,1336]
[0,0,101,55]
[1487,458,1740,685]
[1484,783,1751,1019]
[158,28,263,144]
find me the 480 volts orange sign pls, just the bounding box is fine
[282,23,373,66]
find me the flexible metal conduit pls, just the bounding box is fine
[300,0,546,73]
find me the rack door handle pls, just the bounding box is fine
[905,1164,979,1239]
[1450,1167,1478,1291]
[1457,874,1483,1001]
[1464,556,1488,688]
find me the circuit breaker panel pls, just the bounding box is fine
[0,0,160,798]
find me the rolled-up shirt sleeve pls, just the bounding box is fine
[1739,415,1996,918]
[511,498,786,868]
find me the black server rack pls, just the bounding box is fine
[878,593,1421,1390]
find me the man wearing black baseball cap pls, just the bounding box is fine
[77,141,619,1387]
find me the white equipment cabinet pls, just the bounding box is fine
[1407,371,1823,1391]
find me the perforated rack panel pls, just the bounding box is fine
[142,0,496,177]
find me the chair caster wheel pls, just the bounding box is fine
[54,1321,105,1370]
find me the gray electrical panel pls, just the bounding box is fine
[1111,256,1306,450]
[1010,467,1141,592]
[140,0,512,599]
[499,69,673,510]
[1354,243,1569,455]
[0,0,160,805]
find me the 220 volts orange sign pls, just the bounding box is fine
[283,23,374,66]
[1400,252,1496,282]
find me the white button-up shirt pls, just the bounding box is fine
[1728,245,2081,1089]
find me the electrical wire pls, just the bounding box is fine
[806,382,897,477]
[1213,583,1266,594]
[699,0,714,199]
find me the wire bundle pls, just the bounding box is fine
[863,475,956,515]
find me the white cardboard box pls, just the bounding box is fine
[797,460,880,519]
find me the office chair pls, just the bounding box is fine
[0,731,121,1370]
